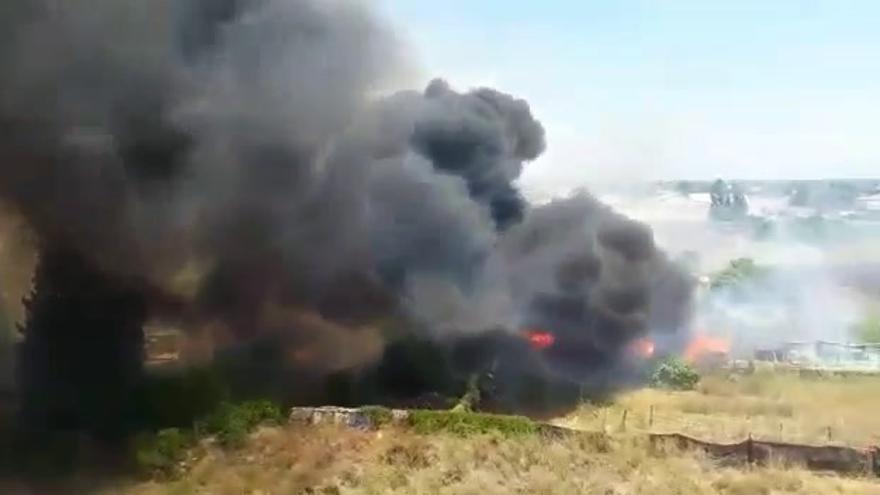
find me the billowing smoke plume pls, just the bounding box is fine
[0,0,693,428]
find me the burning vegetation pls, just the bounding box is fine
[0,0,694,457]
[628,337,657,360]
[523,330,556,351]
[684,334,731,366]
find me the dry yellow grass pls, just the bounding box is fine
[558,370,880,446]
[109,423,880,495]
[88,370,880,494]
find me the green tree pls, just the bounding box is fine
[709,257,766,292]
[18,248,147,441]
[651,357,700,391]
[853,313,880,344]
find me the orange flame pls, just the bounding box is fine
[523,329,555,350]
[628,337,656,359]
[684,334,730,363]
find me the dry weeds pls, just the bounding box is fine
[559,370,880,446]
[103,371,880,494]
[110,422,879,495]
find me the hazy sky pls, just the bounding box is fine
[379,0,880,194]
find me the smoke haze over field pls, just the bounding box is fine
[600,187,880,358]
[0,0,692,425]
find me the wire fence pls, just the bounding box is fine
[559,404,878,448]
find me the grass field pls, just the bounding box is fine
[9,369,878,494]
[104,370,880,494]
[558,369,880,447]
[111,423,879,495]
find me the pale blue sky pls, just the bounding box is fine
[378,0,880,193]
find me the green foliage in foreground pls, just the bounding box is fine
[134,428,194,478]
[134,405,541,477]
[407,410,538,437]
[651,358,701,391]
[361,405,394,427]
[195,400,284,447]
[135,400,284,477]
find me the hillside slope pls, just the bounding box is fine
[112,424,877,495]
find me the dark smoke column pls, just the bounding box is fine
[17,248,146,441]
[0,0,695,422]
[411,79,546,230]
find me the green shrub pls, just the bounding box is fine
[195,400,283,447]
[361,406,394,427]
[407,410,537,437]
[132,399,285,479]
[651,358,700,390]
[853,313,880,344]
[134,428,194,478]
[709,257,766,292]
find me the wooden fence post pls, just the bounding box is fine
[870,447,875,477]
[747,433,754,464]
[649,405,655,429]
[620,409,628,432]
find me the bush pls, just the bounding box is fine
[651,358,700,390]
[195,400,284,447]
[134,428,194,478]
[361,406,394,427]
[132,399,284,478]
[407,410,537,437]
[709,258,766,292]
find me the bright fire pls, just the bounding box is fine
[524,330,556,350]
[628,337,656,359]
[684,334,731,363]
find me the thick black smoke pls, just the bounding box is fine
[0,0,693,429]
[412,79,545,229]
